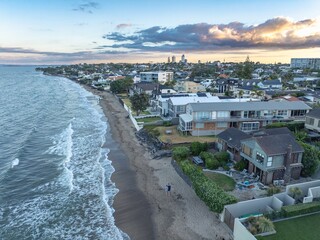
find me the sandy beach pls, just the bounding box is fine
[85,86,233,240]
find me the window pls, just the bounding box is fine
[176,105,185,112]
[186,121,192,130]
[199,112,210,119]
[267,157,273,167]
[241,122,260,131]
[306,117,315,125]
[217,122,228,128]
[195,123,204,128]
[291,110,307,117]
[277,110,288,116]
[217,111,229,118]
[256,152,264,163]
[242,144,252,157]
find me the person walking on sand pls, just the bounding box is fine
[166,183,171,196]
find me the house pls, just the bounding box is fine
[129,82,159,96]
[305,108,320,133]
[216,128,251,162]
[178,101,311,136]
[140,71,173,84]
[240,128,304,185]
[258,79,282,89]
[174,80,206,93]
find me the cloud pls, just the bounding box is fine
[102,17,320,52]
[116,23,133,29]
[73,1,99,14]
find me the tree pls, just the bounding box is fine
[242,56,254,79]
[172,147,190,161]
[289,187,303,202]
[298,141,320,177]
[238,90,244,99]
[110,77,133,94]
[190,142,208,156]
[129,93,149,116]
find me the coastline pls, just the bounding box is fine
[70,79,233,239]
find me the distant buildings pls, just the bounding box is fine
[291,58,320,70]
[172,56,176,63]
[140,71,174,84]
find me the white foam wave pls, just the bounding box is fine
[11,158,19,168]
[46,123,74,193]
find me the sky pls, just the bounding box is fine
[1,0,320,64]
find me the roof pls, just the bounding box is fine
[262,80,282,85]
[135,82,158,91]
[254,134,304,155]
[217,128,250,149]
[251,127,293,137]
[180,113,193,122]
[169,96,220,105]
[189,101,311,112]
[306,108,320,118]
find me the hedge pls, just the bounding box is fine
[282,201,320,218]
[180,160,237,213]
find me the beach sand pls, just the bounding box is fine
[85,87,233,240]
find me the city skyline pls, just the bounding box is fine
[1,0,320,64]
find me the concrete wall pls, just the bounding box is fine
[274,193,295,206]
[286,180,320,197]
[271,196,283,211]
[225,197,274,218]
[234,218,257,240]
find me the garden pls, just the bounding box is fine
[172,142,238,213]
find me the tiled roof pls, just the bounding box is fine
[217,128,250,149]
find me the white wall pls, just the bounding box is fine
[234,218,257,240]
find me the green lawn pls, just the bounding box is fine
[203,172,235,191]
[257,213,320,240]
[136,117,162,123]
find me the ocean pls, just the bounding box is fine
[0,66,128,239]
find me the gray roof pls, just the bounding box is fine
[217,128,250,150]
[189,101,311,112]
[306,108,320,118]
[254,134,304,155]
[251,127,293,137]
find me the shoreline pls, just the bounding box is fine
[51,73,233,240]
[82,85,233,240]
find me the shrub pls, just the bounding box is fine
[234,159,247,171]
[266,122,304,131]
[214,151,229,164]
[163,121,172,126]
[247,216,274,235]
[267,186,281,196]
[289,187,303,201]
[282,201,320,217]
[172,147,190,161]
[179,161,237,212]
[190,142,208,156]
[206,158,220,170]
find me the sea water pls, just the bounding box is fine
[0,66,128,239]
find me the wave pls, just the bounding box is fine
[46,122,74,193]
[11,158,19,168]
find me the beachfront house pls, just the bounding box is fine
[305,108,320,133]
[178,101,311,136]
[216,128,251,162]
[240,128,304,185]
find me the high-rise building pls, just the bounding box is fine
[140,71,174,84]
[181,54,185,63]
[172,55,176,63]
[291,58,320,70]
[167,57,170,63]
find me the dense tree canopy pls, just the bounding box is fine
[129,92,149,116]
[110,77,133,94]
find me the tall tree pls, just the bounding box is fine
[130,93,149,116]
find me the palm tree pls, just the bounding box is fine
[257,217,275,233]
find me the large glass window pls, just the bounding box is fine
[241,122,260,131]
[267,157,273,167]
[277,110,288,116]
[195,123,204,128]
[217,122,228,128]
[217,111,229,118]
